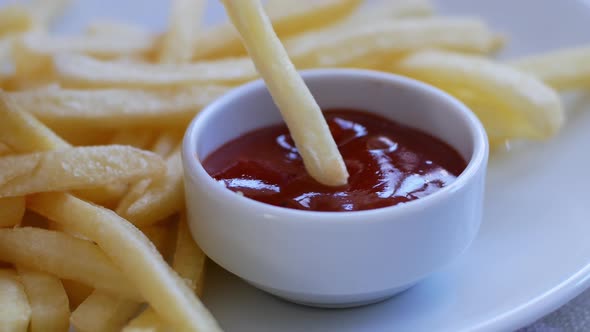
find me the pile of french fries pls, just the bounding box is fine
[0,0,588,331]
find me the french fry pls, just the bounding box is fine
[71,291,142,332]
[0,94,69,152]
[0,196,25,228]
[123,308,166,332]
[510,46,590,90]
[61,279,93,311]
[221,0,349,186]
[28,193,221,331]
[150,132,183,158]
[159,0,205,64]
[0,143,12,156]
[287,17,503,68]
[0,227,141,300]
[123,216,205,332]
[13,32,156,76]
[16,267,70,332]
[54,53,257,88]
[117,149,184,226]
[193,0,362,59]
[173,215,206,293]
[0,145,166,198]
[0,269,31,332]
[4,85,229,129]
[0,5,33,36]
[393,50,564,139]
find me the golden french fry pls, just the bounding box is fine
[287,17,503,68]
[222,0,348,186]
[123,217,205,332]
[61,279,93,311]
[0,269,31,332]
[28,193,221,331]
[117,149,184,226]
[393,50,564,139]
[0,36,14,71]
[0,196,25,227]
[0,227,141,300]
[0,5,33,36]
[150,132,183,158]
[509,46,590,90]
[4,85,229,129]
[193,0,362,59]
[71,291,142,332]
[13,32,157,76]
[53,53,257,88]
[159,0,205,64]
[0,145,166,198]
[16,267,70,332]
[0,94,69,152]
[123,308,166,332]
[173,215,206,293]
[0,142,12,156]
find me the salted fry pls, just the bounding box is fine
[0,269,31,332]
[123,308,166,332]
[71,291,142,332]
[0,227,141,300]
[160,0,205,63]
[123,216,205,332]
[151,132,183,158]
[0,95,69,152]
[0,145,165,198]
[173,215,206,293]
[287,17,502,68]
[193,0,361,59]
[61,280,93,310]
[17,267,70,332]
[221,0,348,186]
[0,196,25,228]
[28,193,221,331]
[4,85,229,129]
[393,50,564,139]
[54,53,257,88]
[117,150,184,226]
[510,46,590,90]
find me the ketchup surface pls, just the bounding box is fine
[203,110,467,212]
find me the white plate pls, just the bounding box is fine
[52,0,590,331]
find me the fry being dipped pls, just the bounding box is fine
[220,0,349,186]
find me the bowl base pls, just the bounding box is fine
[247,281,416,309]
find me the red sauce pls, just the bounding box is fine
[203,110,467,212]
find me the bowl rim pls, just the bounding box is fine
[182,68,489,223]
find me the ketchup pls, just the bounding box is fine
[203,110,466,212]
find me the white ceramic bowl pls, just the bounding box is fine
[182,69,488,308]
